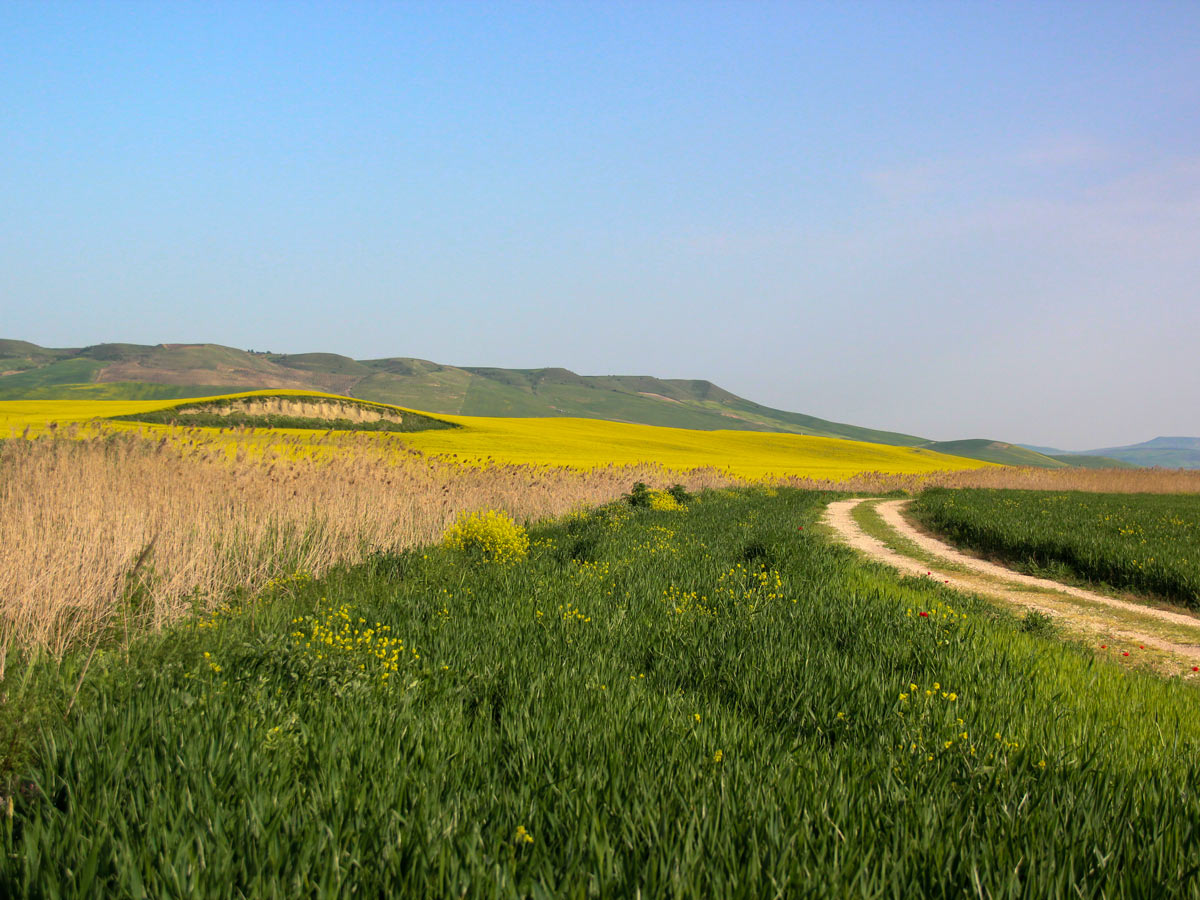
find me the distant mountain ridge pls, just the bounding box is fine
[1020,437,1200,470]
[0,339,1142,468]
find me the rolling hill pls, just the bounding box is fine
[0,340,1144,468]
[1022,438,1198,469]
[1080,438,1200,469]
[917,440,1072,468]
[0,340,928,444]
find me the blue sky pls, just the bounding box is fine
[3,1,1197,448]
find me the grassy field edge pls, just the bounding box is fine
[4,487,1200,896]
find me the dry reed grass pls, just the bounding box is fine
[0,433,737,666]
[775,465,1200,494]
[3,430,1196,666]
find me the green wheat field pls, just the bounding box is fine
[6,487,1200,897]
[913,488,1200,608]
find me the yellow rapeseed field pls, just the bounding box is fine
[0,390,376,431]
[0,399,177,429]
[401,414,990,479]
[0,392,990,479]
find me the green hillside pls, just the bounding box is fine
[1048,454,1137,469]
[0,358,107,396]
[919,440,1069,468]
[0,339,72,373]
[1083,439,1200,469]
[2,339,1163,466]
[0,340,929,446]
[1098,449,1200,468]
[1027,438,1195,470]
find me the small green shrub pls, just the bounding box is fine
[627,482,689,510]
[667,484,692,504]
[625,482,652,508]
[1019,610,1058,638]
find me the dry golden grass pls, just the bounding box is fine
[774,464,1200,494]
[0,432,737,666]
[3,427,1197,666]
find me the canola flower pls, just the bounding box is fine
[392,412,997,478]
[441,509,530,564]
[570,560,610,581]
[895,682,1040,772]
[633,525,680,556]
[1,391,1000,482]
[647,490,684,511]
[662,563,786,617]
[290,598,418,681]
[558,602,591,624]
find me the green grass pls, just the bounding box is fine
[912,488,1200,608]
[266,352,375,376]
[0,359,106,397]
[847,498,973,575]
[349,367,473,413]
[1049,454,1137,469]
[5,488,1200,896]
[918,439,1068,468]
[0,381,245,401]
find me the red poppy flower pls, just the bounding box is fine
[1193,667,1199,672]
[1123,652,1129,657]
[1101,645,1107,649]
[919,611,929,617]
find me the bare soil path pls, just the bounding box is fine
[823,497,1200,673]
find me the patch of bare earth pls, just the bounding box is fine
[823,498,1200,674]
[636,392,682,404]
[174,397,404,424]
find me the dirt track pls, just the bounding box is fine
[823,497,1200,671]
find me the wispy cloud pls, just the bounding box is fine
[1015,134,1117,169]
[860,137,1200,260]
[864,135,1123,203]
